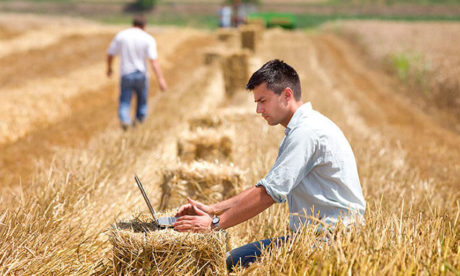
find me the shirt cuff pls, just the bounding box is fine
[256,178,286,203]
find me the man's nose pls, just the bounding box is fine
[256,104,263,114]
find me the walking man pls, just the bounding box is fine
[107,14,167,130]
[172,59,366,271]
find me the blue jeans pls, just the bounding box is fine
[119,71,148,125]
[226,236,288,272]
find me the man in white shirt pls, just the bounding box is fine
[172,59,366,271]
[107,15,167,130]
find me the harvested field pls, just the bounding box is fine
[0,13,459,275]
[327,21,460,132]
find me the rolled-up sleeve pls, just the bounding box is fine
[256,127,317,203]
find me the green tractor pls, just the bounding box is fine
[247,12,297,29]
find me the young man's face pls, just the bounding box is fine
[253,82,290,127]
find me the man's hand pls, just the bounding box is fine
[107,55,114,78]
[173,204,212,233]
[175,197,213,217]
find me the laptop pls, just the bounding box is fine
[134,174,177,228]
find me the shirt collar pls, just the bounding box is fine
[285,102,313,135]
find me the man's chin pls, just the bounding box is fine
[265,119,278,126]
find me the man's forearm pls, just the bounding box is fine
[217,186,274,229]
[150,59,167,91]
[173,186,274,232]
[209,187,255,216]
[151,59,165,80]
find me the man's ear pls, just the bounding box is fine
[283,87,294,101]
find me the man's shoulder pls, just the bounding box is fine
[134,30,156,45]
[114,28,131,41]
[291,111,340,137]
[117,28,154,38]
[117,28,132,35]
[287,119,319,143]
[290,108,322,129]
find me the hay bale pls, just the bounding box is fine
[221,50,250,97]
[159,161,243,210]
[188,114,223,130]
[203,48,223,65]
[216,28,240,49]
[188,109,258,131]
[240,26,258,52]
[177,129,233,162]
[112,214,229,275]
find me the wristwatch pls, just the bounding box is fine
[211,216,222,231]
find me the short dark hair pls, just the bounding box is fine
[133,14,147,28]
[246,59,301,100]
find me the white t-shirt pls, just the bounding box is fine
[107,27,158,76]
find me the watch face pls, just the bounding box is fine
[212,217,219,224]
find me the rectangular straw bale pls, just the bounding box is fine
[221,50,250,97]
[203,48,223,65]
[240,26,258,52]
[188,114,223,130]
[177,129,233,162]
[159,161,243,210]
[216,28,240,49]
[112,214,229,275]
[188,109,257,131]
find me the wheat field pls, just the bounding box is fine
[0,13,459,275]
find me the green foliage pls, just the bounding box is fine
[391,53,411,80]
[99,14,220,29]
[388,52,431,94]
[135,0,156,10]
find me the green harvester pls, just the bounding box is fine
[248,12,297,29]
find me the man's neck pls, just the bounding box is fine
[281,100,304,128]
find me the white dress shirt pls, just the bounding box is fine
[256,102,366,231]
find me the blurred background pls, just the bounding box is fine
[1,0,460,29]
